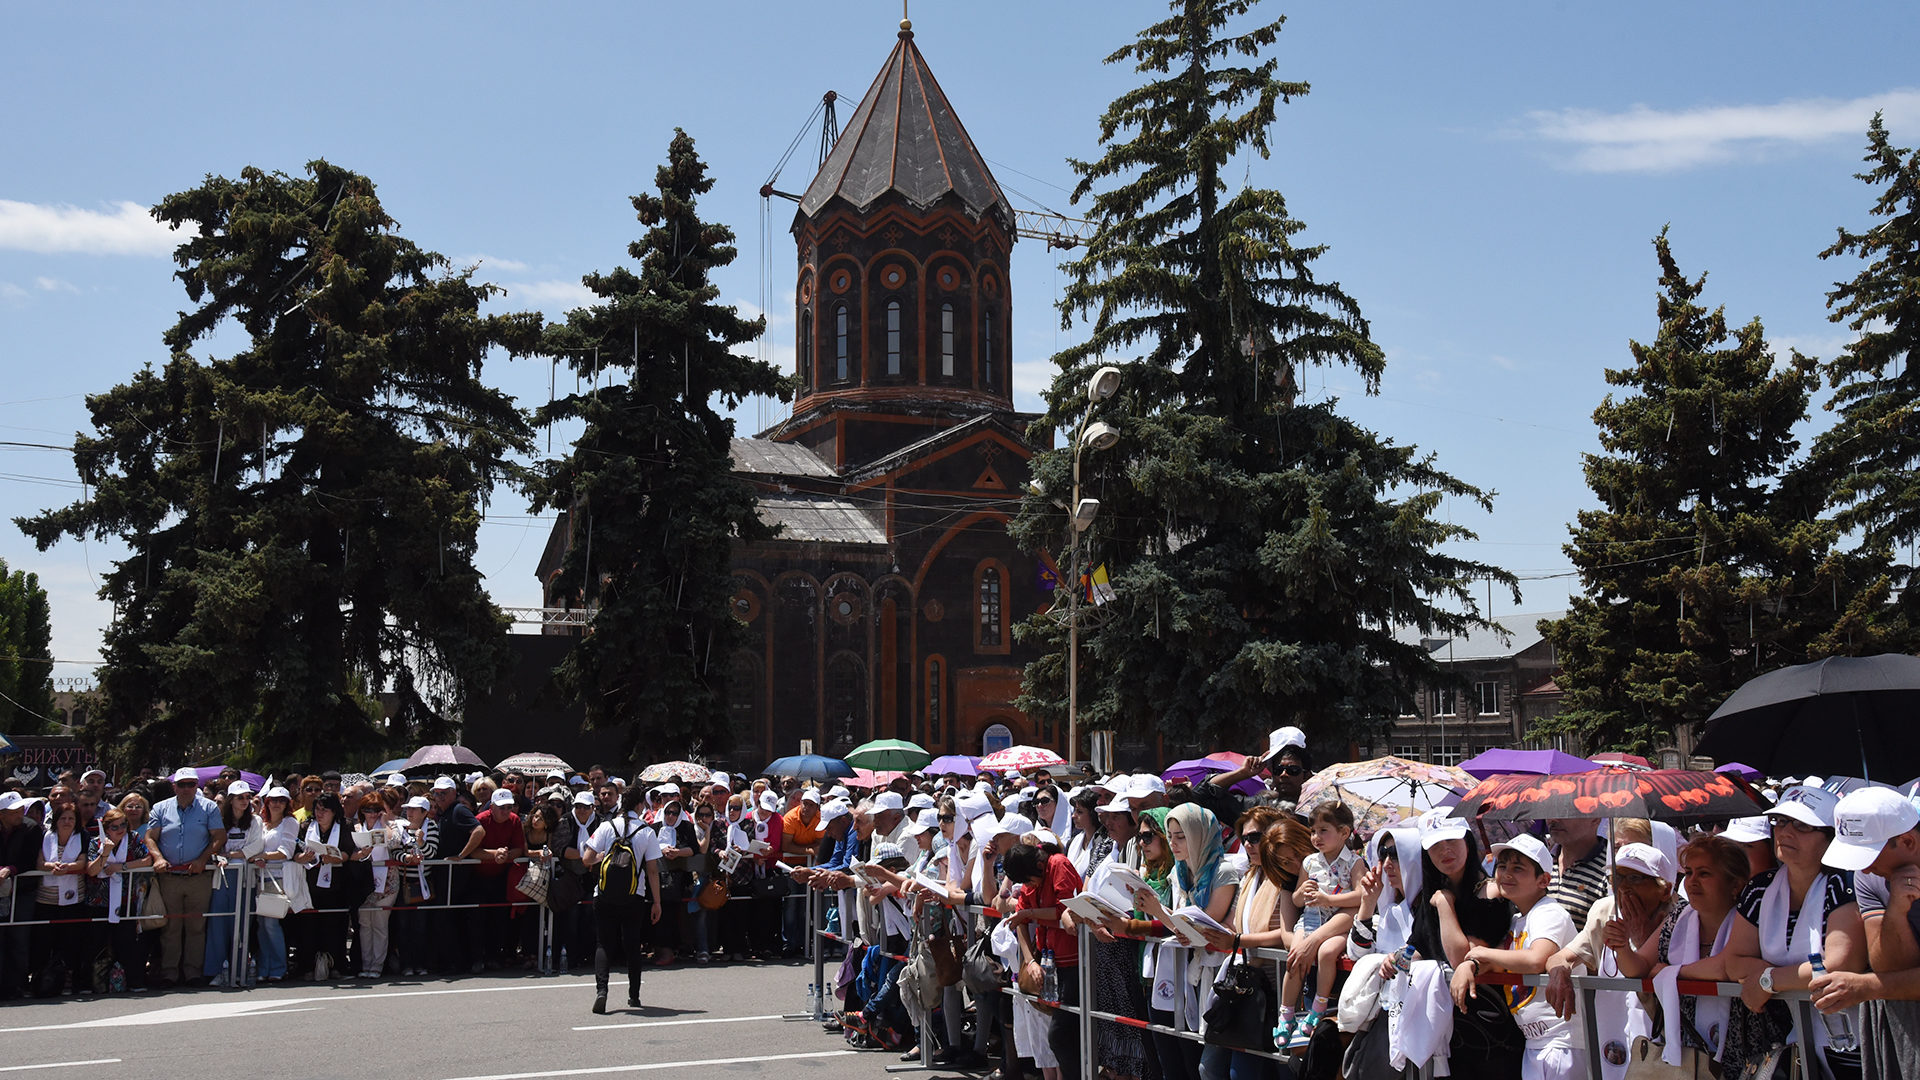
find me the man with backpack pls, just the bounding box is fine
[581,787,662,1015]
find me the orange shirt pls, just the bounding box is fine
[783,806,825,849]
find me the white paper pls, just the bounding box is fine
[748,839,771,855]
[351,828,375,848]
[1062,892,1129,923]
[1162,905,1230,947]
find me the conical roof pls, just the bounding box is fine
[798,29,1015,229]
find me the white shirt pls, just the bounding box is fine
[1509,900,1579,1048]
[586,813,664,897]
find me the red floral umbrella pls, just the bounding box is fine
[1452,769,1764,823]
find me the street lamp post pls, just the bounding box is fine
[1067,366,1122,767]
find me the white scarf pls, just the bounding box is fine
[101,832,130,923]
[1657,905,1734,1064]
[41,831,82,905]
[306,820,340,889]
[1756,869,1829,1051]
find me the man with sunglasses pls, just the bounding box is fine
[146,766,223,987]
[1197,725,1315,828]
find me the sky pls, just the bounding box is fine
[2,1,1916,686]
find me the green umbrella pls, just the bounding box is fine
[844,738,932,773]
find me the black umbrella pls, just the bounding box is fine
[1695,653,1920,781]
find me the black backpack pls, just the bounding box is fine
[599,819,641,898]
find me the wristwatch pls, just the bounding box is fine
[1759,966,1776,993]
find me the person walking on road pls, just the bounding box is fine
[582,787,661,1015]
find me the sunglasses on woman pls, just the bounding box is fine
[1240,832,1262,846]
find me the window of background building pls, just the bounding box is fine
[1475,681,1499,716]
[940,303,955,376]
[927,656,943,744]
[1431,743,1464,767]
[983,309,995,389]
[983,721,1013,756]
[1393,744,1423,762]
[834,304,850,381]
[977,567,1002,648]
[885,299,901,376]
[1436,687,1457,717]
[800,310,813,390]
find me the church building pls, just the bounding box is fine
[536,23,1058,770]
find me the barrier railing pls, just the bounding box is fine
[800,886,1831,1080]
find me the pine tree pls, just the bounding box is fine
[0,559,54,735]
[16,162,540,768]
[1539,230,1881,755]
[1802,116,1920,621]
[1010,0,1515,753]
[527,131,788,768]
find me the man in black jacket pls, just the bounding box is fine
[0,791,44,999]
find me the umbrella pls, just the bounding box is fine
[847,768,906,788]
[1714,762,1764,783]
[639,761,712,784]
[497,751,573,776]
[0,731,17,755]
[404,744,488,772]
[1458,748,1601,780]
[1451,769,1764,823]
[977,745,1066,773]
[926,754,982,777]
[764,754,856,780]
[194,766,267,788]
[1297,756,1473,833]
[845,738,932,773]
[1162,757,1237,786]
[1696,653,1920,781]
[371,758,411,776]
[1590,752,1652,771]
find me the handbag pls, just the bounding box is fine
[514,860,550,905]
[1203,946,1277,1051]
[754,871,787,901]
[927,930,964,987]
[135,875,168,932]
[254,871,291,920]
[697,874,730,911]
[547,868,583,913]
[961,918,1005,999]
[1014,925,1057,1015]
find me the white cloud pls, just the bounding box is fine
[0,282,26,301]
[1773,330,1857,361]
[34,276,77,293]
[0,199,180,255]
[1524,88,1920,172]
[456,253,530,273]
[495,279,596,311]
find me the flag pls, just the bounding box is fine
[1088,563,1114,606]
[1037,562,1058,592]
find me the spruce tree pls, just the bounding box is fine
[17,162,540,768]
[0,559,54,736]
[1802,117,1920,622]
[527,131,787,767]
[1540,231,1880,755]
[1010,0,1515,753]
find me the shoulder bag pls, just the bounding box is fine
[1203,944,1277,1051]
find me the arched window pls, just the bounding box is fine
[983,721,1013,756]
[983,309,996,389]
[835,304,850,382]
[799,310,813,390]
[885,299,902,376]
[940,303,955,377]
[977,566,1002,649]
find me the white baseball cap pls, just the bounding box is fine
[0,792,24,812]
[170,767,199,784]
[1490,833,1554,874]
[711,772,732,790]
[433,776,457,792]
[1262,726,1308,761]
[1824,788,1920,872]
[264,786,291,800]
[873,792,905,813]
[81,768,107,782]
[1126,774,1166,799]
[387,774,409,787]
[545,769,566,780]
[1612,842,1676,883]
[1767,785,1839,830]
[800,788,821,803]
[820,799,851,825]
[1721,816,1772,844]
[907,792,936,811]
[572,792,595,807]
[226,780,254,796]
[955,792,994,822]
[970,815,1007,845]
[905,809,941,835]
[1029,827,1061,848]
[490,788,516,807]
[1419,808,1470,849]
[1097,794,1134,814]
[828,785,851,800]
[405,796,432,811]
[999,813,1034,837]
[758,791,781,814]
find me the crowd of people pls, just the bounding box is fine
[788,728,1920,1080]
[0,761,812,1004]
[7,730,1920,1080]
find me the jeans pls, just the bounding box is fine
[203,867,242,978]
[1199,1044,1280,1080]
[254,912,288,979]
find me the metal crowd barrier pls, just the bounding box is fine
[800,888,1830,1080]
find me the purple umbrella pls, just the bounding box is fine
[1715,761,1764,783]
[195,766,266,788]
[1162,757,1236,786]
[927,754,982,777]
[1459,748,1600,781]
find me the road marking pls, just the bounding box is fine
[0,1060,123,1073]
[440,1050,857,1080]
[572,1012,783,1031]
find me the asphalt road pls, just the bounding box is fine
[0,961,977,1080]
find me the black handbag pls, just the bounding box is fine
[1202,947,1276,1051]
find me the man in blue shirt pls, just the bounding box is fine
[146,767,222,987]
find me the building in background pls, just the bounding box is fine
[1382,612,1566,765]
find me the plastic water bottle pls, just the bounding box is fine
[246,954,257,987]
[806,981,819,1017]
[1808,953,1857,1052]
[1040,948,1059,1005]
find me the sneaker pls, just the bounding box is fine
[1286,1010,1320,1050]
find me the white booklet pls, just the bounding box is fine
[1061,891,1130,924]
[1161,904,1231,948]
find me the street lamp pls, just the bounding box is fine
[1068,365,1122,767]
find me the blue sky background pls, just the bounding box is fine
[3,1,1917,682]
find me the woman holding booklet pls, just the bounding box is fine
[1131,804,1244,1079]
